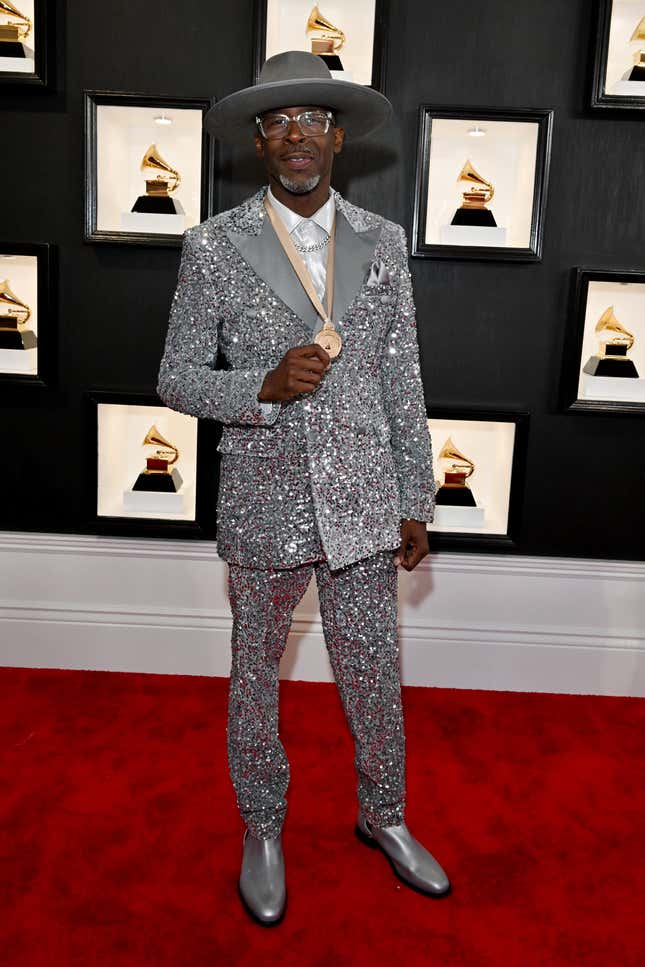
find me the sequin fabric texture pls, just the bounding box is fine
[156,187,435,572]
[227,552,405,838]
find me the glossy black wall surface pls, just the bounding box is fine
[0,0,643,557]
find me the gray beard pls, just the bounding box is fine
[278,173,321,194]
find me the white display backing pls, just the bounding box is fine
[581,373,645,401]
[576,280,645,403]
[122,488,191,516]
[0,253,38,376]
[0,48,33,72]
[120,211,186,234]
[439,225,507,247]
[97,404,198,521]
[96,105,203,234]
[425,118,539,249]
[265,0,376,86]
[427,418,516,536]
[605,0,645,93]
[434,505,486,529]
[0,0,35,73]
[0,347,36,372]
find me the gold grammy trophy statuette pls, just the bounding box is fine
[0,278,36,350]
[131,425,183,493]
[435,437,477,507]
[628,16,645,81]
[0,0,32,58]
[582,306,639,379]
[450,161,497,227]
[306,5,346,72]
[131,144,184,216]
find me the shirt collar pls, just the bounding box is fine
[267,186,335,236]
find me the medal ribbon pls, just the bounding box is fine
[263,194,336,326]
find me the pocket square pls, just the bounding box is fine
[366,259,391,286]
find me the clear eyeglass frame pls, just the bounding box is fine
[256,110,336,140]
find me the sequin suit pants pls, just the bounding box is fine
[226,551,406,839]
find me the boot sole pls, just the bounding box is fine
[354,824,452,899]
[237,881,287,926]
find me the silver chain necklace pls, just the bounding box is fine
[292,235,330,254]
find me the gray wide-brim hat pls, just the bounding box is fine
[204,50,392,141]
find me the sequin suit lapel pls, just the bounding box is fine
[224,187,383,334]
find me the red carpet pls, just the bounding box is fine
[1,667,643,966]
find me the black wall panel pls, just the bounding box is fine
[0,0,643,557]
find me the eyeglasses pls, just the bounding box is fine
[256,110,336,140]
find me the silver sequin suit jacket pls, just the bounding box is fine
[157,187,435,571]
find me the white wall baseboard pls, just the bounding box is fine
[1,531,643,696]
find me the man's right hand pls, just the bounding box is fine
[258,344,331,403]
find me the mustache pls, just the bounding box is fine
[281,147,316,158]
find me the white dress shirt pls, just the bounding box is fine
[260,187,336,417]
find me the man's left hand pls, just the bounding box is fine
[394,519,429,571]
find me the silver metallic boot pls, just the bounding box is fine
[237,828,287,925]
[355,808,451,897]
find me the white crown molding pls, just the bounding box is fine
[0,531,643,695]
[1,530,643,581]
[0,600,642,652]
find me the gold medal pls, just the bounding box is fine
[314,320,342,359]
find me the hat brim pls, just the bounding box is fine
[204,77,392,141]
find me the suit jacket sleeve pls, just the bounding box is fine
[379,225,436,522]
[156,227,280,427]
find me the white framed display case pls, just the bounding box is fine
[426,408,529,549]
[0,0,49,88]
[0,242,54,388]
[84,92,216,247]
[412,106,553,262]
[254,0,387,89]
[86,392,209,537]
[592,0,645,109]
[561,268,645,414]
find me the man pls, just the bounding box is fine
[157,51,451,926]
